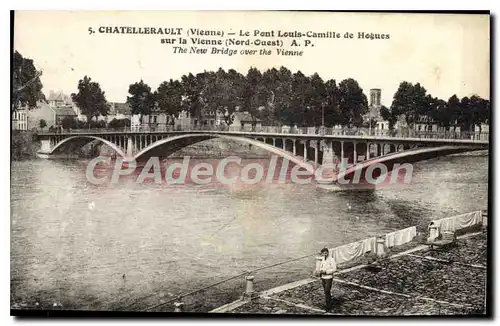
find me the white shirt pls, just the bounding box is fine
[319,256,337,279]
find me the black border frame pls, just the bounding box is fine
[9,9,494,320]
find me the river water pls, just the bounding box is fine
[11,151,489,311]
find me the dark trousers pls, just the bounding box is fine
[321,278,333,310]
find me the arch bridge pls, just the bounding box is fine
[37,130,488,184]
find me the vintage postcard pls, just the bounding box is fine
[11,11,490,316]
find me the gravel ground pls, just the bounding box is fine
[229,231,487,315]
[424,232,487,266]
[232,281,476,315]
[337,255,485,307]
[229,296,324,315]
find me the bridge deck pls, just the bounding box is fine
[37,130,489,146]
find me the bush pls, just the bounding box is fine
[108,118,131,129]
[60,116,75,130]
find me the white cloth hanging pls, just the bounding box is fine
[330,237,376,265]
[385,226,417,248]
[432,210,482,233]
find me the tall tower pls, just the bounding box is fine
[370,88,381,108]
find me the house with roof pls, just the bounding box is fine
[232,111,262,129]
[130,102,170,131]
[26,91,78,130]
[213,107,262,131]
[53,106,77,127]
[107,102,132,122]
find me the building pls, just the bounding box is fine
[26,101,53,130]
[53,106,77,127]
[12,109,28,131]
[26,100,78,131]
[25,91,79,130]
[374,120,389,135]
[413,116,439,134]
[107,102,132,123]
[131,101,169,131]
[364,88,388,136]
[232,111,262,129]
[192,111,216,127]
[475,123,489,140]
[365,88,382,122]
[176,110,192,129]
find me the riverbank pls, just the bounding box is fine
[215,229,487,315]
[11,131,39,160]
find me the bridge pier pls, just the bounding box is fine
[127,136,134,156]
[40,139,52,153]
[318,140,337,184]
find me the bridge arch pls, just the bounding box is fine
[49,136,127,157]
[337,145,485,183]
[133,133,315,174]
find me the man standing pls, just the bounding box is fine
[314,247,337,312]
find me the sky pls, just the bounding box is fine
[13,11,490,105]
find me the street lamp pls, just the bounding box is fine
[320,103,325,136]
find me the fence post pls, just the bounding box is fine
[376,236,386,257]
[428,223,439,242]
[482,210,488,227]
[242,275,257,301]
[174,302,184,312]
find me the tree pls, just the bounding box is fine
[271,66,293,126]
[428,97,450,128]
[306,73,326,127]
[380,105,397,130]
[71,76,110,123]
[202,68,243,126]
[338,78,368,127]
[127,80,155,124]
[12,51,46,112]
[156,79,184,125]
[39,119,47,130]
[469,95,490,134]
[323,79,340,128]
[391,82,428,128]
[180,73,201,120]
[242,67,267,130]
[447,94,461,127]
[108,118,131,129]
[60,116,74,130]
[458,96,474,131]
[217,68,245,126]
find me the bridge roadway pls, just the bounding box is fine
[36,129,488,185]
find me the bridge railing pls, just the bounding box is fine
[41,125,489,141]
